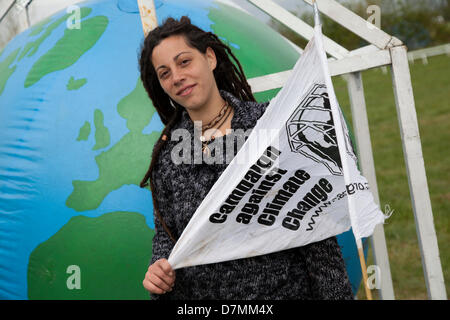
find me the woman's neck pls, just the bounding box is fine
[186,90,234,138]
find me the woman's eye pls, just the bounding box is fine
[181,59,190,65]
[160,71,168,78]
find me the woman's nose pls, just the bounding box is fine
[172,68,185,86]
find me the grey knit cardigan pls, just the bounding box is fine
[149,90,354,300]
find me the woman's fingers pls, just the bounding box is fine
[143,277,165,294]
[152,268,174,290]
[143,258,176,294]
[158,258,176,280]
[156,259,176,284]
[143,270,172,293]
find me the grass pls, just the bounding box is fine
[331,54,450,300]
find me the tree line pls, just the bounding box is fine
[269,0,450,51]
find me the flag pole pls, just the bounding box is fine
[137,0,158,37]
[357,239,373,299]
[312,0,373,300]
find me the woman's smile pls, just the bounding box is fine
[177,84,196,97]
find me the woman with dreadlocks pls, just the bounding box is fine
[139,16,354,300]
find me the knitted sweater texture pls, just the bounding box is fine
[149,90,354,300]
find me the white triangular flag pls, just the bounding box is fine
[168,9,386,270]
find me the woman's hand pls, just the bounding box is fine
[143,258,176,294]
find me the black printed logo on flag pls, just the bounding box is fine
[286,84,356,176]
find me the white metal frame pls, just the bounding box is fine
[246,0,446,300]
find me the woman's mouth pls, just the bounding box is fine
[178,84,196,97]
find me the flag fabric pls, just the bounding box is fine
[167,19,386,270]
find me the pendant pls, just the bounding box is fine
[202,143,211,156]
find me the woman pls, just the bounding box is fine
[139,16,354,300]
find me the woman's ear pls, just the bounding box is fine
[205,47,217,71]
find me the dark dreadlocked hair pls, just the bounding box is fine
[138,16,255,242]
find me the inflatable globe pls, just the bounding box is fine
[0,0,367,299]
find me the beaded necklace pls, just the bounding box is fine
[200,101,233,156]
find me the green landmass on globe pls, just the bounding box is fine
[76,121,91,141]
[28,211,155,299]
[67,76,87,90]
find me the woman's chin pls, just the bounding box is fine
[182,102,205,113]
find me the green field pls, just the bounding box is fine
[331,54,449,299]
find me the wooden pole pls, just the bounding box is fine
[137,0,158,37]
[356,239,373,300]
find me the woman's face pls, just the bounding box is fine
[151,34,218,111]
